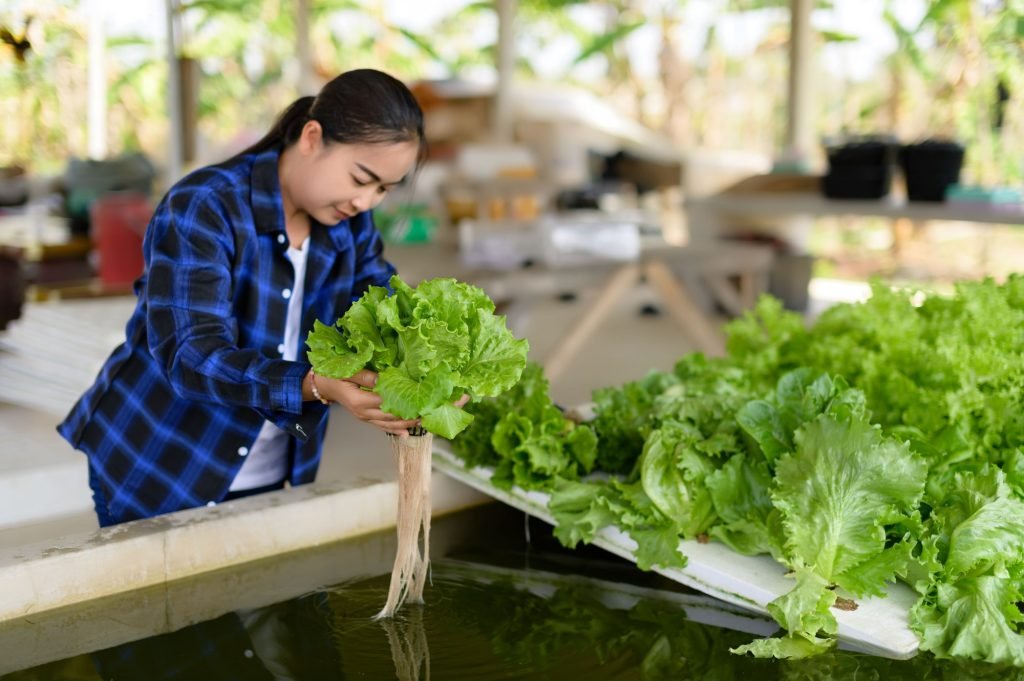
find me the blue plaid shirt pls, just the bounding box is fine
[58,149,395,524]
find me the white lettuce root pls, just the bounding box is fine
[376,428,432,619]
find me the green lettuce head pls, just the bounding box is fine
[307,275,529,439]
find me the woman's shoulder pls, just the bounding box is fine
[172,154,256,200]
[156,154,264,227]
[151,150,280,241]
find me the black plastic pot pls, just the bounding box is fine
[899,140,965,202]
[822,138,897,199]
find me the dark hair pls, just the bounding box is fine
[237,69,425,163]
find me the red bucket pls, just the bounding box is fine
[90,192,152,286]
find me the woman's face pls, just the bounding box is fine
[287,121,420,225]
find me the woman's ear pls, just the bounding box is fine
[298,119,324,155]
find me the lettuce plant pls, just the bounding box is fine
[306,275,529,439]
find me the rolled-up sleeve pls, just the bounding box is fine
[145,187,308,416]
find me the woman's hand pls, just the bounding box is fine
[315,369,420,437]
[308,369,473,437]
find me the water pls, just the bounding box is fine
[1,504,1021,680]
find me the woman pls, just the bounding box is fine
[58,69,425,527]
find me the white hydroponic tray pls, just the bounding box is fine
[432,442,920,660]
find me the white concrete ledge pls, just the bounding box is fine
[0,492,499,676]
[0,472,488,624]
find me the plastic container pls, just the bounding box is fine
[821,137,897,200]
[458,219,541,270]
[64,153,155,236]
[899,140,965,202]
[539,214,641,268]
[375,203,438,244]
[90,192,152,286]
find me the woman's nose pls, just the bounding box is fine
[351,187,377,212]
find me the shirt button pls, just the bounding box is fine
[277,343,285,355]
[282,288,291,299]
[238,446,249,456]
[206,501,217,507]
[277,234,286,245]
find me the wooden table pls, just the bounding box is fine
[388,238,774,380]
[0,212,93,291]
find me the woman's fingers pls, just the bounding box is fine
[330,371,445,435]
[334,379,382,407]
[361,408,418,424]
[363,413,418,438]
[367,415,419,429]
[344,369,378,389]
[337,384,415,423]
[368,420,415,437]
[454,393,470,408]
[347,392,383,411]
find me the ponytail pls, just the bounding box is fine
[233,95,315,158]
[229,70,424,163]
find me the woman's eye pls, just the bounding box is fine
[352,176,369,186]
[377,185,389,195]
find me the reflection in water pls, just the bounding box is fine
[89,594,342,681]
[7,538,1024,679]
[379,608,431,681]
[435,562,770,680]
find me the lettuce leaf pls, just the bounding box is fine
[910,467,1024,666]
[739,392,927,658]
[776,413,927,589]
[591,370,681,476]
[548,477,687,571]
[912,574,1024,667]
[706,453,785,560]
[639,421,718,539]
[452,362,597,489]
[732,567,837,659]
[548,479,622,548]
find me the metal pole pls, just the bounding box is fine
[297,0,316,95]
[165,0,184,182]
[784,0,814,163]
[493,0,516,143]
[87,0,107,159]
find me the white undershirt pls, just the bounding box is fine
[230,236,310,491]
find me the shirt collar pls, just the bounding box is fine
[250,148,284,235]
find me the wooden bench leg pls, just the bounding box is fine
[643,259,725,357]
[705,274,744,318]
[738,271,759,309]
[543,263,640,381]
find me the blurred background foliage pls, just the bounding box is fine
[1,0,1023,183]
